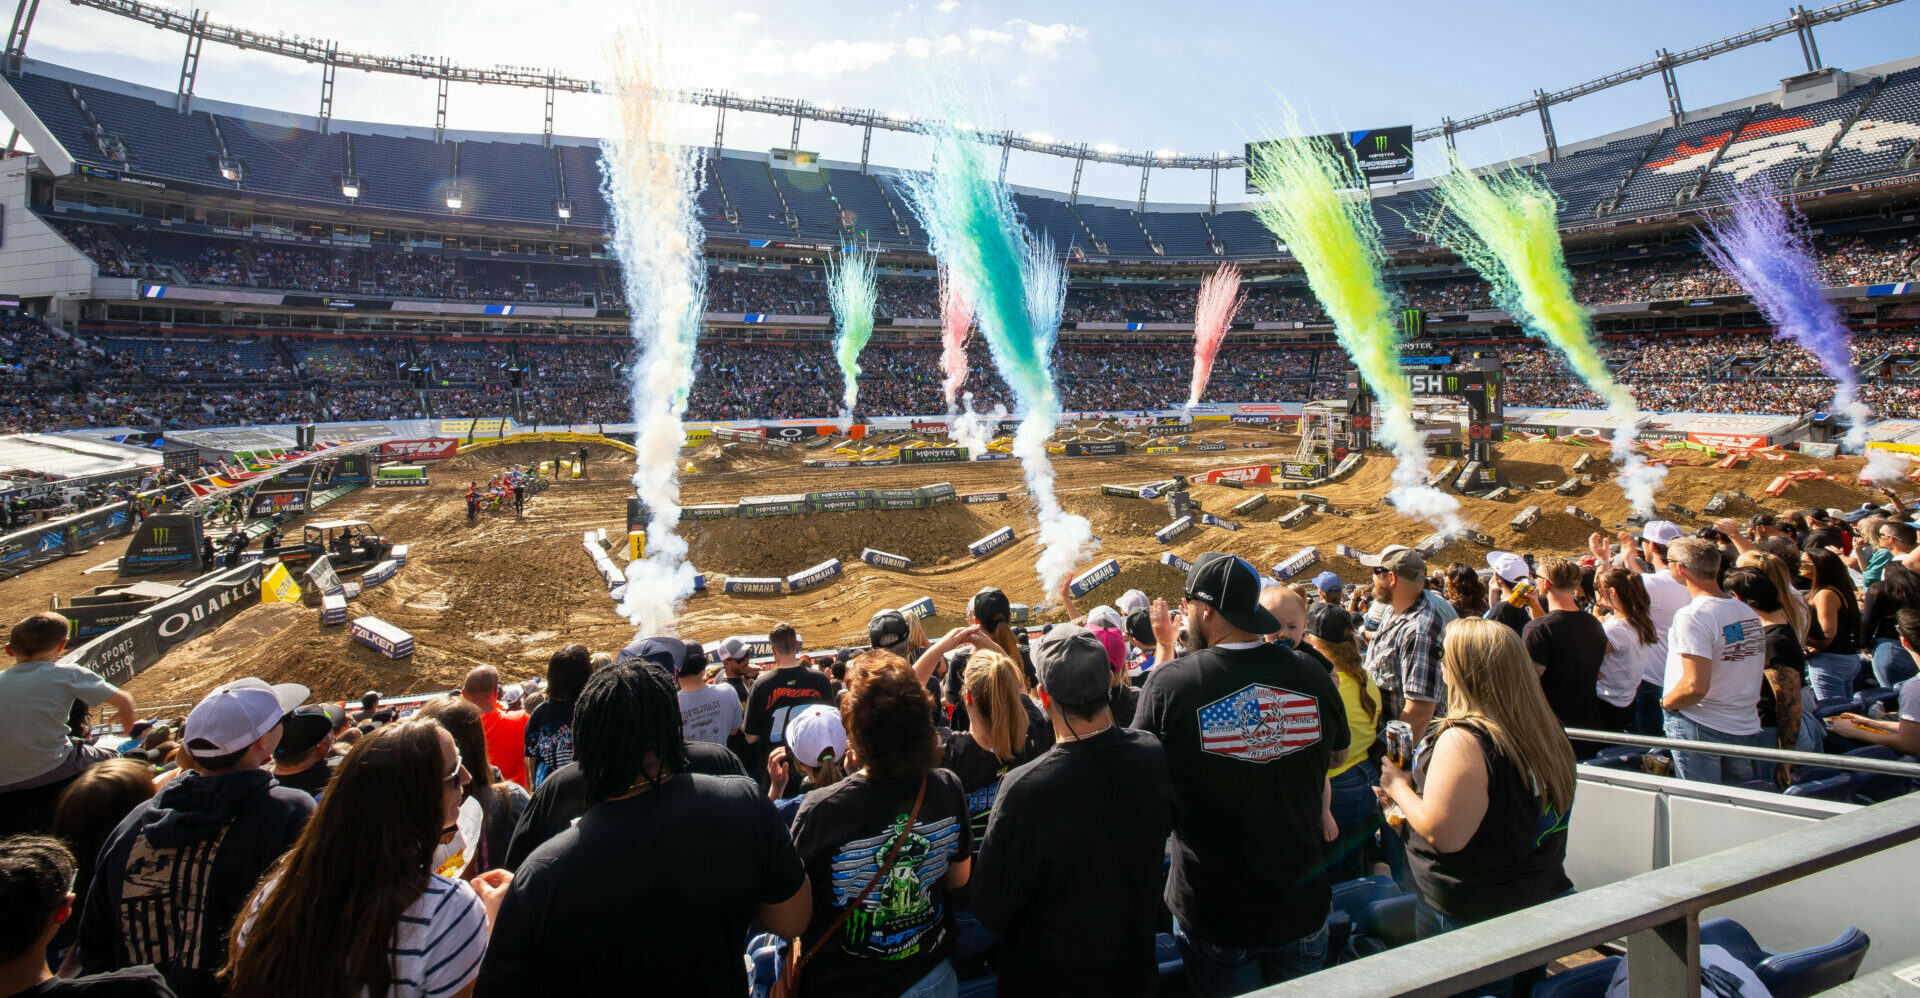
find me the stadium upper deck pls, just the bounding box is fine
[2,56,1919,264]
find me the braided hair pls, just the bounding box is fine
[573,662,688,804]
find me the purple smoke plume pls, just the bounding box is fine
[1697,178,1868,451]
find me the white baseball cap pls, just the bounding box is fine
[184,678,308,756]
[1486,551,1531,584]
[785,703,847,768]
[1116,589,1151,616]
[1640,521,1685,547]
[1086,605,1124,631]
[716,636,749,662]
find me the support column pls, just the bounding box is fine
[859,115,872,174]
[1137,154,1153,213]
[1069,145,1086,205]
[790,113,801,150]
[1659,49,1685,126]
[542,76,555,149]
[1208,153,1220,215]
[4,0,40,77]
[1536,91,1558,162]
[998,132,1012,184]
[712,95,726,159]
[318,43,337,135]
[1627,915,1701,998]
[175,9,204,115]
[434,59,449,144]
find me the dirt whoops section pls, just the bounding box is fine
[0,427,1894,705]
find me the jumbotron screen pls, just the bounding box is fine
[1244,125,1414,191]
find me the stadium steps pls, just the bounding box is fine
[307,482,361,512]
[1799,74,1889,185]
[759,164,804,236]
[1594,127,1668,217]
[1818,66,1920,182]
[1677,104,1759,206]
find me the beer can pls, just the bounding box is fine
[1385,719,1414,770]
[1506,578,1535,607]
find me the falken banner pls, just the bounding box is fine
[0,502,134,581]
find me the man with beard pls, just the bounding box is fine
[1360,547,1447,742]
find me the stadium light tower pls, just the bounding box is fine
[339,176,361,199]
[554,199,572,220]
[445,189,464,211]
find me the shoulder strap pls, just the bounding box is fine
[793,774,928,970]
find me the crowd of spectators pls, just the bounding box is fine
[7,502,1914,995]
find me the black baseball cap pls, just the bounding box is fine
[1125,608,1154,648]
[678,639,709,678]
[969,587,1012,629]
[1306,602,1354,643]
[868,609,912,656]
[1183,552,1281,635]
[274,703,344,759]
[1033,624,1113,709]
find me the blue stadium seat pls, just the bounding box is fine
[1531,956,1618,998]
[1155,931,1185,988]
[1585,746,1647,770]
[1700,917,1870,998]
[1783,773,1854,801]
[1328,875,1403,962]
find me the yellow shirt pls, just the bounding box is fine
[1330,666,1381,777]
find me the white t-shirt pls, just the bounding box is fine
[679,683,745,745]
[238,873,487,997]
[1899,679,1920,725]
[1597,617,1646,708]
[1641,571,1692,686]
[1663,594,1767,736]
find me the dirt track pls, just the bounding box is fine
[0,430,1893,706]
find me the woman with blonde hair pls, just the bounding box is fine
[939,649,1045,843]
[1377,617,1576,998]
[1736,550,1808,642]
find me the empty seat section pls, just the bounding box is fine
[713,157,790,238]
[76,85,224,185]
[456,140,557,223]
[215,117,345,205]
[824,169,914,249]
[1613,109,1759,216]
[1207,209,1277,256]
[1072,203,1155,257]
[1821,67,1920,182]
[770,167,841,240]
[7,74,99,164]
[1140,210,1215,256]
[554,144,614,230]
[1011,193,1090,253]
[355,133,455,217]
[1696,93,1857,201]
[1534,137,1654,220]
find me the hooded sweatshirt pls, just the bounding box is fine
[76,768,314,998]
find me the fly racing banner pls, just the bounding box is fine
[119,513,203,576]
[0,502,136,580]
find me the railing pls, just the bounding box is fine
[1251,792,1920,998]
[1563,727,1920,779]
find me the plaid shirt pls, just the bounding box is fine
[1364,595,1447,703]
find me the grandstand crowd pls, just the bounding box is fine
[3,502,1917,997]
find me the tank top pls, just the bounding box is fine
[1405,722,1573,922]
[1810,586,1861,656]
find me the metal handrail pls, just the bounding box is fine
[1565,727,1920,779]
[1249,792,1920,998]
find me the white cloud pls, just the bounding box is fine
[935,0,960,11]
[1010,20,1088,58]
[727,10,761,27]
[904,36,932,59]
[967,27,1013,45]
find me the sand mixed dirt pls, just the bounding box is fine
[0,426,1896,705]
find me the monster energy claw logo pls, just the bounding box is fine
[152,527,169,545]
[1374,134,1389,152]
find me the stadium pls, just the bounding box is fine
[4,1,1920,997]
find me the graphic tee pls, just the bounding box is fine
[1130,641,1348,948]
[744,666,837,781]
[1663,594,1767,736]
[679,683,744,745]
[522,700,574,789]
[788,769,973,998]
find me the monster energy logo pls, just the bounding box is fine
[151,527,169,544]
[1401,307,1425,338]
[843,907,874,943]
[1373,134,1389,153]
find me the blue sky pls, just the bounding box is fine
[15,0,1920,205]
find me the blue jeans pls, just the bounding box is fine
[1631,681,1666,736]
[1327,764,1382,884]
[1173,918,1330,998]
[1873,639,1918,688]
[1664,711,1769,785]
[1807,651,1862,701]
[899,959,957,998]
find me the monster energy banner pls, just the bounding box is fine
[333,453,372,485]
[119,514,204,577]
[0,502,136,580]
[1245,125,1413,192]
[1402,307,1425,339]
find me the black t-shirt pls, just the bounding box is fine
[502,742,746,872]
[1523,610,1607,728]
[269,756,336,798]
[1758,623,1810,730]
[938,702,1049,843]
[477,773,806,998]
[1487,601,1530,638]
[788,769,974,998]
[9,967,175,998]
[970,726,1179,998]
[744,666,837,780]
[1108,684,1142,727]
[522,700,574,789]
[1405,723,1571,922]
[1130,640,1349,948]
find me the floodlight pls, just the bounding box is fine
[445,190,465,211]
[555,199,573,220]
[340,177,361,199]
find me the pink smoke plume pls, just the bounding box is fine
[1187,264,1246,407]
[939,268,974,408]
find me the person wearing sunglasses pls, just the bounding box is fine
[227,718,513,998]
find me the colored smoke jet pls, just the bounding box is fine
[1188,264,1246,408]
[1697,178,1872,456]
[901,117,1096,598]
[827,246,878,426]
[602,26,706,634]
[1247,114,1463,534]
[1426,155,1665,514]
[939,267,974,409]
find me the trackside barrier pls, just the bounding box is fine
[1155,516,1194,543]
[319,594,347,626]
[969,527,1015,558]
[1248,737,1920,998]
[724,577,783,595]
[1272,547,1319,581]
[390,544,409,567]
[1200,513,1240,532]
[351,616,414,659]
[1068,558,1121,598]
[1160,552,1194,575]
[861,548,913,571]
[360,559,399,587]
[899,597,935,620]
[785,559,843,592]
